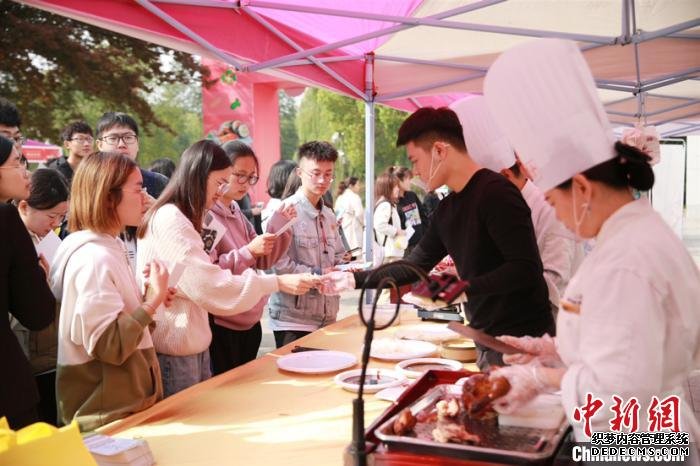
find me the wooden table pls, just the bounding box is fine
[100,312,477,466]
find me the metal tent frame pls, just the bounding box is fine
[17,0,700,261]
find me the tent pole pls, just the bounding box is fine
[363,54,376,305]
[247,0,505,72]
[134,0,245,69]
[241,6,366,99]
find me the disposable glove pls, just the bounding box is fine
[319,271,355,295]
[498,334,563,367]
[489,364,547,414]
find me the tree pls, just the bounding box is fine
[296,87,409,182]
[0,0,210,141]
[278,90,298,160]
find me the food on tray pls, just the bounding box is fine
[393,408,417,436]
[436,398,460,418]
[432,420,481,444]
[461,373,510,417]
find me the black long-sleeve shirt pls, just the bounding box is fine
[356,169,554,338]
[0,204,55,424]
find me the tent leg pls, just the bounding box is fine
[364,100,375,266]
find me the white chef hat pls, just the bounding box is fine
[450,95,516,172]
[484,38,616,191]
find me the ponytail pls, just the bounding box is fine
[557,141,654,191]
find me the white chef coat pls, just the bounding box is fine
[556,198,700,442]
[521,180,580,309]
[335,189,364,252]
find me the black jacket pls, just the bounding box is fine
[0,204,55,424]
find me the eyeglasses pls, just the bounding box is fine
[300,168,334,183]
[118,186,147,195]
[99,133,138,145]
[70,136,94,144]
[0,133,26,146]
[232,172,259,186]
[0,163,26,172]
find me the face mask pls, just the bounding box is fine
[571,187,590,240]
[411,176,428,191]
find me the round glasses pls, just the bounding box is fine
[232,173,259,186]
[70,136,94,144]
[300,168,334,183]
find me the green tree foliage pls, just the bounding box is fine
[296,88,408,183]
[0,0,209,143]
[279,90,298,160]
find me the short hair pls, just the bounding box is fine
[267,159,297,199]
[69,152,138,234]
[149,158,176,179]
[61,121,93,141]
[297,141,338,163]
[375,172,399,203]
[0,98,21,127]
[396,107,467,152]
[222,140,259,172]
[96,112,139,138]
[27,169,69,210]
[138,140,231,237]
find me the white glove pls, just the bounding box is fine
[319,271,355,295]
[489,364,547,414]
[498,334,563,368]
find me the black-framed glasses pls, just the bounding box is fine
[0,132,26,146]
[232,172,259,186]
[70,136,94,144]
[99,133,138,145]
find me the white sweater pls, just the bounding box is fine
[137,204,279,356]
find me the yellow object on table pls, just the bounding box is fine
[0,417,96,466]
[99,312,478,466]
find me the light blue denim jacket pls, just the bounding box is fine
[268,189,346,327]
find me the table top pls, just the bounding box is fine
[100,312,477,466]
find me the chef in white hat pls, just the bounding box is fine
[451,95,580,317]
[483,38,700,444]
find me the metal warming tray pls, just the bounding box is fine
[374,383,570,464]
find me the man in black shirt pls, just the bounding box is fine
[335,107,554,370]
[46,121,94,186]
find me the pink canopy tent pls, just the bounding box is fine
[21,139,62,163]
[14,0,700,254]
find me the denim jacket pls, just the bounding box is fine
[268,189,346,327]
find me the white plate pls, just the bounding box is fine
[393,324,461,343]
[336,261,373,272]
[375,384,410,402]
[334,368,406,393]
[395,358,463,378]
[276,350,357,374]
[369,338,437,361]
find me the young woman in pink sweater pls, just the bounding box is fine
[208,141,296,374]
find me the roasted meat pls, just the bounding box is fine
[393,408,417,435]
[432,420,481,444]
[461,374,510,416]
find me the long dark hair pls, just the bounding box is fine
[0,135,14,165]
[138,140,231,237]
[267,159,297,199]
[557,141,654,192]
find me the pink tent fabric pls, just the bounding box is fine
[22,139,62,163]
[17,0,699,134]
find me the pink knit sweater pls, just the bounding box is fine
[209,201,292,330]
